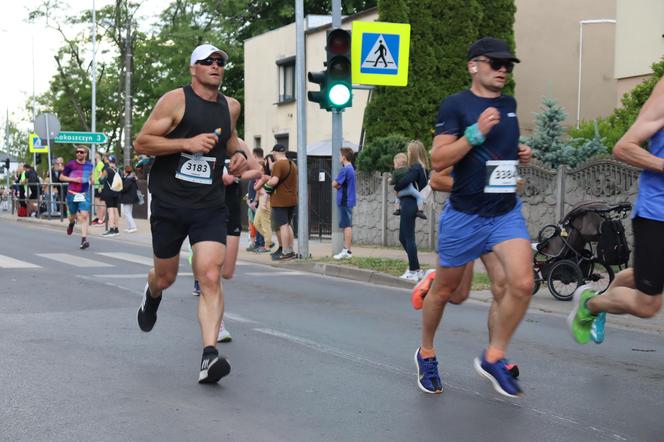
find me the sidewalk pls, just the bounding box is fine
[2,210,662,335]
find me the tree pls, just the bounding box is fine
[363,0,482,150]
[570,55,664,150]
[525,97,608,168]
[356,133,409,172]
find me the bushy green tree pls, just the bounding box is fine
[356,133,409,172]
[570,55,664,150]
[363,0,481,149]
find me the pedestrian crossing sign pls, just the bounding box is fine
[352,21,410,87]
[29,133,48,153]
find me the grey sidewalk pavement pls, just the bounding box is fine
[2,210,662,335]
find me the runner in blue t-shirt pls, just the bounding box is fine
[569,76,664,345]
[332,147,356,260]
[414,37,534,398]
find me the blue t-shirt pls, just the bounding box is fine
[335,163,356,208]
[435,90,520,216]
[633,130,664,222]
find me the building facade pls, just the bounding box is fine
[244,1,663,152]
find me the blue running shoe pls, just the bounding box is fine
[192,280,201,296]
[474,352,523,398]
[414,348,443,394]
[591,312,607,344]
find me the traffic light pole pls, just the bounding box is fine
[295,0,309,259]
[330,0,343,256]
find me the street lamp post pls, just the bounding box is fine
[576,19,616,128]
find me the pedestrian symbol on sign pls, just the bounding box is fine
[361,33,399,75]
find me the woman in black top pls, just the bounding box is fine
[393,140,430,281]
[120,165,139,232]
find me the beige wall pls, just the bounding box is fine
[615,0,664,79]
[514,0,617,131]
[246,3,658,148]
[244,11,376,153]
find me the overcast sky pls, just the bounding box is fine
[0,0,169,125]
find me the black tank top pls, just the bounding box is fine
[148,85,232,208]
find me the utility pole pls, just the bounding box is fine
[295,0,309,258]
[123,13,132,166]
[330,0,343,255]
[90,0,98,221]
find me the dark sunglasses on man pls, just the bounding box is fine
[196,57,225,67]
[475,58,514,73]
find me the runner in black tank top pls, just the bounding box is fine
[133,43,260,384]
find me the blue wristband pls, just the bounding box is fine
[464,123,485,146]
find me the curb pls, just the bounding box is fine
[278,261,416,290]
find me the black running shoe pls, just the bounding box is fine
[137,283,161,332]
[80,239,90,250]
[198,347,231,384]
[270,247,282,259]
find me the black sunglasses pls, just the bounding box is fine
[196,57,225,67]
[76,150,86,154]
[476,58,514,73]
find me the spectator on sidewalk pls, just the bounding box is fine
[253,156,274,253]
[120,165,139,233]
[22,164,40,217]
[391,152,427,219]
[394,140,430,281]
[92,152,107,226]
[332,147,356,260]
[264,144,297,260]
[100,155,121,237]
[50,157,67,216]
[246,147,266,252]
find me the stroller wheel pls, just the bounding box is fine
[547,259,583,301]
[583,259,614,294]
[532,268,541,295]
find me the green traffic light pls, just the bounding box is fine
[328,83,351,107]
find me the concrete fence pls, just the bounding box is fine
[352,156,640,249]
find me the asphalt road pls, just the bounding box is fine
[1,219,662,441]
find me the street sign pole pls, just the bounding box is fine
[295,0,309,259]
[45,117,53,218]
[330,0,343,256]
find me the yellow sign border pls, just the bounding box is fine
[351,21,411,87]
[29,133,48,153]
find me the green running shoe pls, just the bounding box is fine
[567,284,597,344]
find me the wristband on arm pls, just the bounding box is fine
[263,183,274,194]
[232,150,248,160]
[464,123,485,146]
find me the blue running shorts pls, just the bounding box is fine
[437,200,530,267]
[66,192,91,214]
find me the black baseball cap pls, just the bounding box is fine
[272,144,287,153]
[467,37,520,62]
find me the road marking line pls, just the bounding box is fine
[0,254,41,269]
[224,313,259,324]
[37,253,113,267]
[92,272,194,279]
[96,252,153,266]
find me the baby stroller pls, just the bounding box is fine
[532,201,631,301]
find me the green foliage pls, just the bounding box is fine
[356,134,410,173]
[525,97,608,168]
[476,0,517,96]
[364,0,482,150]
[570,55,664,150]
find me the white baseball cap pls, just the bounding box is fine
[190,44,229,66]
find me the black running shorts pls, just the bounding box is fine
[272,206,295,228]
[225,184,242,237]
[150,198,227,259]
[632,216,664,295]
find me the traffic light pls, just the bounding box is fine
[307,28,352,111]
[325,28,352,110]
[4,158,8,170]
[307,70,329,111]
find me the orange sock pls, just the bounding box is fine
[419,347,436,359]
[485,346,505,363]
